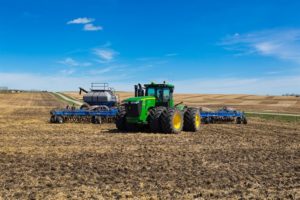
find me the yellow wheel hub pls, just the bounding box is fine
[173,112,182,130]
[195,114,200,128]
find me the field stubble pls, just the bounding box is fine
[0,92,299,199]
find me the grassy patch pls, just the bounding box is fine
[51,92,74,105]
[246,113,300,123]
[58,92,83,102]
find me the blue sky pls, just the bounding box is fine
[1,0,300,94]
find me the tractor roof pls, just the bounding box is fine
[144,82,174,88]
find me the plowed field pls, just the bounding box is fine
[0,92,299,199]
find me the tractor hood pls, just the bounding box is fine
[123,96,155,103]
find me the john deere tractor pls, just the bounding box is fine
[115,82,201,133]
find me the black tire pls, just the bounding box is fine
[56,116,64,124]
[115,107,127,131]
[148,107,167,133]
[242,117,247,124]
[126,123,140,132]
[161,108,183,134]
[236,117,242,124]
[183,107,201,132]
[50,115,56,123]
[92,116,102,124]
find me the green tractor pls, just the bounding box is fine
[116,82,201,133]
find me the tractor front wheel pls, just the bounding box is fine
[183,107,201,132]
[161,108,183,134]
[148,106,167,133]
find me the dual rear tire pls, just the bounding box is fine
[183,108,201,132]
[116,106,201,134]
[148,107,201,134]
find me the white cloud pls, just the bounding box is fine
[88,65,129,75]
[60,69,75,75]
[82,62,92,67]
[89,67,114,75]
[67,17,94,24]
[221,28,300,63]
[59,58,79,66]
[83,23,103,31]
[58,58,92,67]
[67,17,102,32]
[93,48,118,62]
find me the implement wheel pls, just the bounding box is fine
[50,115,56,123]
[183,107,201,132]
[92,116,102,124]
[115,107,127,131]
[242,117,248,124]
[56,116,64,124]
[148,106,166,133]
[161,108,183,134]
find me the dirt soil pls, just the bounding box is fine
[0,92,299,199]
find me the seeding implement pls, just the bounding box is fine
[50,108,118,124]
[50,82,248,129]
[50,83,119,124]
[200,107,247,124]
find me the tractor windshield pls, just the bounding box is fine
[146,87,171,102]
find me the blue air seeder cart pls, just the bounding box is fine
[50,83,119,124]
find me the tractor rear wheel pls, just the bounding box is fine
[236,117,242,124]
[148,106,167,133]
[161,108,183,134]
[116,107,127,131]
[183,107,201,132]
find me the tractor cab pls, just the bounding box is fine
[134,82,174,107]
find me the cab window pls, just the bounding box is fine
[147,88,155,96]
[163,88,170,100]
